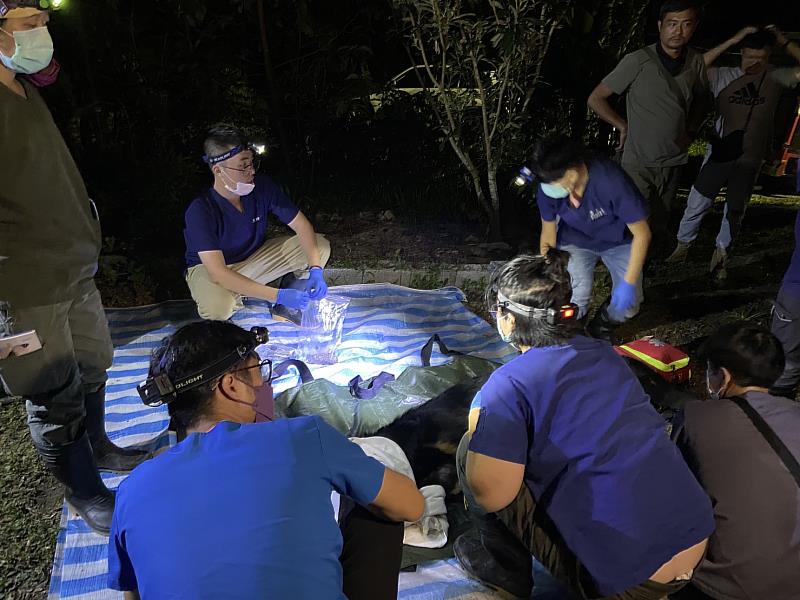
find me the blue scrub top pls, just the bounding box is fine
[108,417,385,599]
[183,174,300,268]
[537,159,648,252]
[469,336,714,595]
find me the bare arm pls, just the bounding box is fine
[123,592,140,600]
[198,251,279,302]
[703,26,758,66]
[539,219,558,255]
[587,83,628,150]
[624,219,651,284]
[464,410,525,513]
[769,25,800,64]
[369,467,425,523]
[287,211,322,267]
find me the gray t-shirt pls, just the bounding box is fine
[710,66,796,161]
[603,44,707,168]
[677,392,800,600]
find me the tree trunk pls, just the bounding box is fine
[486,166,502,241]
[256,0,293,176]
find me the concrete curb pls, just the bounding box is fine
[325,262,504,288]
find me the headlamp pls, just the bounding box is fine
[137,326,269,406]
[496,292,578,326]
[202,142,266,165]
[513,166,534,188]
[0,0,63,16]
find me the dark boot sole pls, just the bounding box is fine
[65,500,112,536]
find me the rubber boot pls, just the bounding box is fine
[709,247,728,281]
[37,433,115,535]
[85,385,152,472]
[454,512,533,599]
[585,300,622,343]
[271,272,306,326]
[665,241,691,264]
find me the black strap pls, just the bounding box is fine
[742,70,768,133]
[419,334,463,367]
[348,372,395,400]
[730,396,800,488]
[273,359,314,384]
[644,46,689,115]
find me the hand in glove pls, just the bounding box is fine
[306,267,328,300]
[609,281,637,316]
[276,288,311,310]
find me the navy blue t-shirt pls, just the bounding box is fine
[469,336,714,595]
[184,174,300,267]
[781,211,800,298]
[537,159,648,252]
[107,417,385,599]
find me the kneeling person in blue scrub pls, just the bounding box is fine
[184,125,330,324]
[108,321,424,600]
[532,136,652,339]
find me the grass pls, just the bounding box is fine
[3,189,798,597]
[0,401,61,599]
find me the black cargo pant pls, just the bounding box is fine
[456,434,691,599]
[771,287,800,399]
[338,499,404,600]
[0,283,113,449]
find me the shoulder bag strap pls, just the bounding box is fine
[741,70,768,132]
[729,396,800,487]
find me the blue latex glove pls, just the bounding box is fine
[306,267,328,300]
[276,288,310,310]
[609,281,637,317]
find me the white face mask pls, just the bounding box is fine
[0,26,54,75]
[219,169,255,196]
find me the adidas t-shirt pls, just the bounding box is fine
[710,66,787,161]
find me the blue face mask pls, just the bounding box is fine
[496,316,514,345]
[706,366,724,401]
[0,26,54,75]
[540,182,570,199]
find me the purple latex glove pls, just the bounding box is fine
[276,288,310,310]
[609,280,637,317]
[306,267,328,300]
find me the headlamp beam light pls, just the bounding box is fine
[251,144,267,155]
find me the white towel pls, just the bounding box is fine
[403,485,449,548]
[347,437,450,548]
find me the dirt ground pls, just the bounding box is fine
[2,191,798,599]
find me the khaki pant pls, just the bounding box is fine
[0,282,113,448]
[186,234,331,320]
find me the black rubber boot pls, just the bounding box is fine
[37,433,115,536]
[454,513,533,599]
[85,386,152,472]
[585,300,622,343]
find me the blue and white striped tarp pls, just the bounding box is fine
[47,284,566,599]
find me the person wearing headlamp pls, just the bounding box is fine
[532,135,652,340]
[110,321,424,600]
[184,125,330,324]
[452,251,713,599]
[0,0,150,537]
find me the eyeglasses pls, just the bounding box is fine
[489,303,506,320]
[220,158,261,174]
[230,357,273,382]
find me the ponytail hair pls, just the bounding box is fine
[486,249,579,348]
